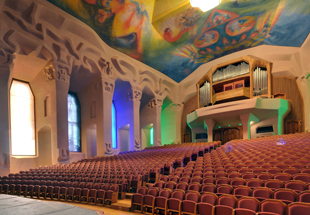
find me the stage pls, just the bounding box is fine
[0,194,101,215]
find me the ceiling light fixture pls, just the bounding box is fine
[190,0,221,12]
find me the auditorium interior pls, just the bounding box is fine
[1,0,310,214]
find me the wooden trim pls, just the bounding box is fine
[196,84,200,108]
[210,73,213,104]
[267,63,272,98]
[212,74,250,86]
[273,76,297,80]
[294,78,305,132]
[249,61,255,98]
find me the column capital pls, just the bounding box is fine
[124,86,142,102]
[50,61,72,83]
[102,78,115,94]
[169,103,184,112]
[148,96,164,108]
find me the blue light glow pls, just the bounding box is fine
[150,127,153,145]
[68,93,81,152]
[112,102,117,149]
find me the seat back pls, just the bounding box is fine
[237,196,260,212]
[218,194,237,208]
[288,202,310,215]
[158,188,172,198]
[252,187,273,200]
[233,186,252,197]
[200,192,218,205]
[187,182,201,192]
[147,187,159,197]
[299,191,310,203]
[137,186,148,195]
[176,182,188,191]
[274,188,298,203]
[185,191,200,203]
[171,189,185,201]
[260,199,287,215]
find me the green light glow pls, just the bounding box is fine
[228,125,231,127]
[239,123,242,126]
[150,127,153,145]
[219,126,221,128]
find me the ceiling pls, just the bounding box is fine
[47,0,310,82]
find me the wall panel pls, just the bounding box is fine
[273,77,304,132]
[181,94,198,142]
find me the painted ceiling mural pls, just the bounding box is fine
[47,0,310,82]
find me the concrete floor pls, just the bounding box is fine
[0,193,140,215]
[0,194,99,215]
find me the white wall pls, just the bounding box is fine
[250,116,278,138]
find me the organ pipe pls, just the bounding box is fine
[199,81,211,107]
[212,62,250,83]
[253,67,268,96]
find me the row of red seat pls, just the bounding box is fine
[161,172,310,185]
[150,179,310,196]
[1,181,120,205]
[131,187,310,215]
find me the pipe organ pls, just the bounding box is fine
[197,56,273,107]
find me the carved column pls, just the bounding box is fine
[204,119,215,142]
[53,63,71,163]
[153,96,163,146]
[173,103,183,144]
[130,87,142,151]
[0,53,14,176]
[102,78,115,156]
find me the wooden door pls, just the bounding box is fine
[223,128,240,143]
[214,130,222,143]
[286,120,301,134]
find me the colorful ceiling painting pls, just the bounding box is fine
[47,0,310,82]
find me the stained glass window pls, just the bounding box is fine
[112,101,117,149]
[10,80,35,156]
[68,93,81,152]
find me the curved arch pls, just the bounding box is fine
[140,70,158,83]
[120,59,138,82]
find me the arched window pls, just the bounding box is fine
[10,80,35,156]
[112,101,117,149]
[68,93,81,152]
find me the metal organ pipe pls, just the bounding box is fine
[199,81,211,107]
[213,62,249,83]
[254,67,268,96]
